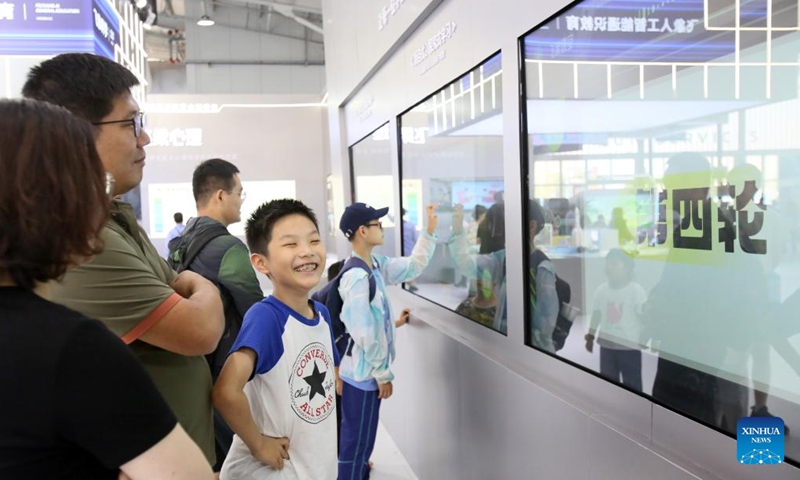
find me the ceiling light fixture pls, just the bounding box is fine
[197,15,215,26]
[197,0,215,27]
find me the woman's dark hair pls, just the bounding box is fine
[0,99,109,289]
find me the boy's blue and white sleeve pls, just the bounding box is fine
[229,302,285,378]
[339,269,393,384]
[377,231,438,286]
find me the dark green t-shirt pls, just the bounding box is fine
[52,201,215,465]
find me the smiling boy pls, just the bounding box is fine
[212,199,339,480]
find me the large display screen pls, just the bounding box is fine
[521,0,800,465]
[400,52,507,333]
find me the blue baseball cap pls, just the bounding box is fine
[339,202,389,238]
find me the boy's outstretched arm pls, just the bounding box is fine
[212,349,290,470]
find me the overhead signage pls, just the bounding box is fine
[377,0,407,31]
[0,0,119,59]
[411,20,457,76]
[523,0,736,63]
[92,0,118,59]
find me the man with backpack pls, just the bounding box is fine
[450,200,570,350]
[334,202,439,480]
[167,158,263,472]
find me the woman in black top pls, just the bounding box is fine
[0,99,215,480]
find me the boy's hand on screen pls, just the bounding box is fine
[253,435,290,470]
[426,204,440,235]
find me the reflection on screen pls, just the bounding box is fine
[400,52,508,334]
[522,0,800,462]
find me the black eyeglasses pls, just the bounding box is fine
[364,221,383,230]
[92,112,145,138]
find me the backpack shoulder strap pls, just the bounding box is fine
[530,248,547,270]
[342,256,377,302]
[178,224,229,272]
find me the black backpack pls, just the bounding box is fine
[530,249,573,351]
[167,223,240,380]
[311,256,377,358]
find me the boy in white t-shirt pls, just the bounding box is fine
[584,249,647,391]
[212,199,339,479]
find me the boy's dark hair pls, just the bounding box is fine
[0,99,109,289]
[473,204,487,221]
[246,199,319,256]
[174,212,183,224]
[606,248,634,272]
[22,53,139,123]
[193,158,240,205]
[528,200,546,234]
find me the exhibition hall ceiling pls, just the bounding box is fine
[144,0,324,63]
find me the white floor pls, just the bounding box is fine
[369,422,418,480]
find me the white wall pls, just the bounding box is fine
[0,56,54,98]
[321,0,800,479]
[142,93,329,290]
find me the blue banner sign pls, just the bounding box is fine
[523,0,742,63]
[0,0,119,59]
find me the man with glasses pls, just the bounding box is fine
[167,158,263,471]
[336,202,439,480]
[22,53,224,467]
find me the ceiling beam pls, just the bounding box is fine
[154,14,324,44]
[184,60,324,66]
[221,0,322,16]
[222,0,323,35]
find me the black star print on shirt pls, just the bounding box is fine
[303,361,327,401]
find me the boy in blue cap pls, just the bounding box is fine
[337,202,439,479]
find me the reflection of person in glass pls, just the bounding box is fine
[593,214,607,228]
[468,204,488,253]
[479,192,505,254]
[584,249,647,392]
[643,153,767,431]
[724,163,797,431]
[645,153,723,427]
[610,207,635,246]
[449,200,559,348]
